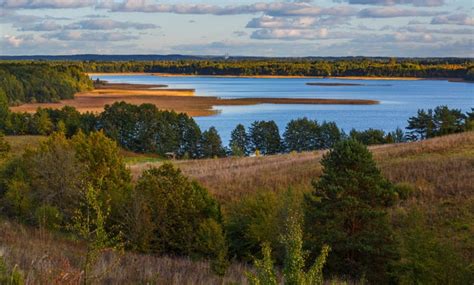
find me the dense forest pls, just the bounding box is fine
[82,57,474,78]
[0,63,92,105]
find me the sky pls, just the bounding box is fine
[0,0,473,57]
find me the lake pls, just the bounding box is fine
[91,75,473,145]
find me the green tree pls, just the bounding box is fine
[200,126,226,158]
[305,140,398,283]
[318,121,342,149]
[249,120,281,155]
[71,184,122,285]
[127,164,225,260]
[349,128,386,145]
[230,124,249,156]
[283,118,320,152]
[406,109,435,140]
[432,105,465,136]
[246,216,330,285]
[0,88,9,129]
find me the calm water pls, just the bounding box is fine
[91,75,473,145]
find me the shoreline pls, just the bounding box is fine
[87,72,471,82]
[10,82,379,117]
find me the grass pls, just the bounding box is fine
[4,135,46,156]
[0,219,250,284]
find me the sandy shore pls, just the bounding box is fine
[11,82,379,117]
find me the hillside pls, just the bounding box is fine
[2,132,473,284]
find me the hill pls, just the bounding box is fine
[1,132,472,284]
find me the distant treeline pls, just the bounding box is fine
[0,62,92,105]
[82,58,474,79]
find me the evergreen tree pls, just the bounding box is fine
[283,118,320,152]
[249,120,281,155]
[305,140,398,283]
[229,124,249,156]
[200,126,226,158]
[432,105,465,136]
[318,121,342,149]
[406,109,435,140]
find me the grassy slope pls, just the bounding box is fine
[1,132,473,284]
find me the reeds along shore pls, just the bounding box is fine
[9,82,379,117]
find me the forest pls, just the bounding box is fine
[0,62,92,105]
[84,57,474,78]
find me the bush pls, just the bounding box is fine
[126,163,226,260]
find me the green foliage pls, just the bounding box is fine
[282,216,330,285]
[249,120,281,155]
[349,128,387,145]
[127,163,225,260]
[246,216,330,285]
[71,184,123,284]
[0,257,24,285]
[283,118,320,152]
[99,102,201,157]
[305,140,398,283]
[81,58,472,79]
[0,131,131,231]
[246,243,278,285]
[0,89,9,126]
[0,133,10,159]
[0,63,92,105]
[393,208,474,284]
[35,205,63,231]
[196,218,229,275]
[226,189,303,263]
[200,126,226,158]
[230,124,249,156]
[407,106,468,140]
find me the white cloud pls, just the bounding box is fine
[66,19,158,30]
[251,28,331,40]
[1,0,96,9]
[431,13,474,26]
[358,7,445,18]
[339,0,444,7]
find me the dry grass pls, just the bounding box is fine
[0,220,250,285]
[130,132,474,203]
[10,82,378,117]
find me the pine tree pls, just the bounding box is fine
[200,126,226,158]
[305,140,398,283]
[230,124,249,156]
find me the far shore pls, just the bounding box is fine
[87,72,422,80]
[11,82,379,117]
[87,72,472,82]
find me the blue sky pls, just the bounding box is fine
[1,0,472,56]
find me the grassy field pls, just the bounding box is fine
[1,132,473,284]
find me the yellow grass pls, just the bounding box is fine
[130,132,474,203]
[10,82,378,116]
